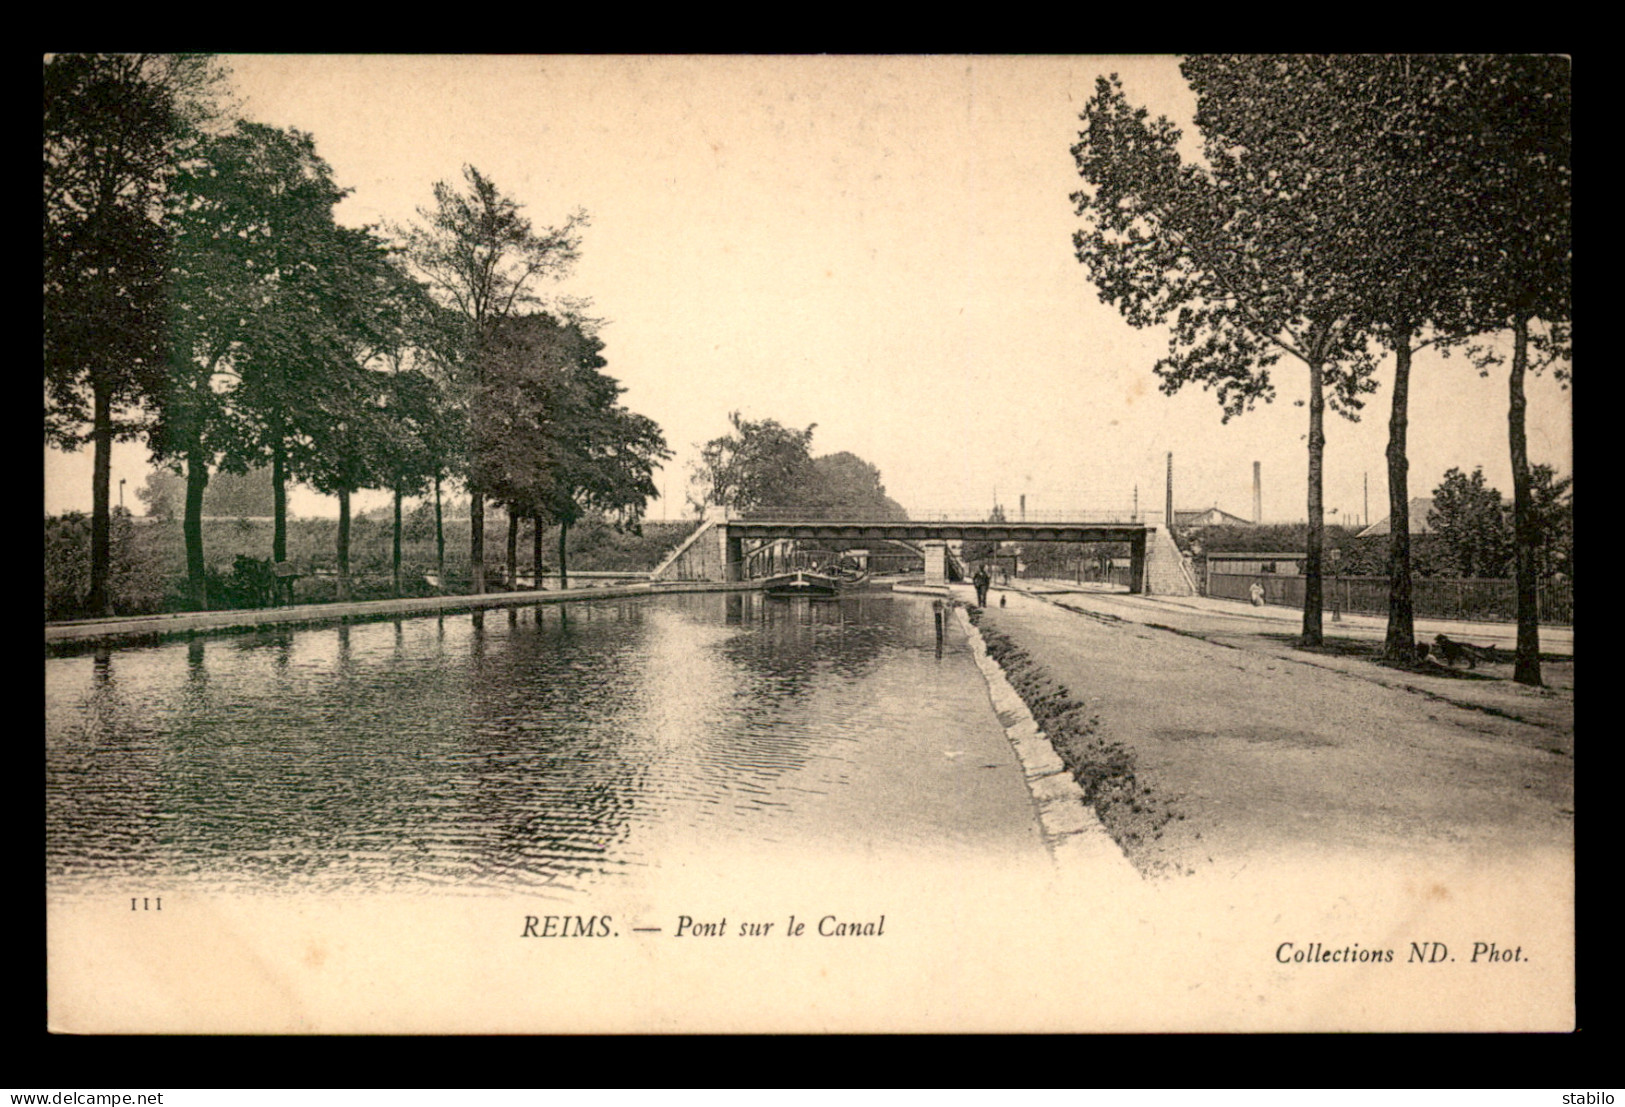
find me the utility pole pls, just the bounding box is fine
[1363,472,1369,528]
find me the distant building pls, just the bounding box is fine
[1357,497,1434,538]
[1175,506,1255,528]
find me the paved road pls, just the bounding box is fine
[968,583,1573,881]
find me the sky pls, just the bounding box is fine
[44,54,1572,527]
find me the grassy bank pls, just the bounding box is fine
[967,607,1187,877]
[45,511,698,620]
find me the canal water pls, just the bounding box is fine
[46,590,1042,899]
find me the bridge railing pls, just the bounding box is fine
[735,507,1147,523]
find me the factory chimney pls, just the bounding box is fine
[1165,452,1174,530]
[1253,461,1262,524]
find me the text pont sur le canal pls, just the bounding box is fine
[521,914,886,938]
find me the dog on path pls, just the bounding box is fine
[1433,634,1490,669]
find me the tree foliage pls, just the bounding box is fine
[397,165,589,592]
[477,312,671,586]
[44,52,227,615]
[1174,56,1501,662]
[690,412,817,513]
[1428,467,1513,579]
[1072,70,1385,646]
[1426,464,1571,582]
[398,166,588,345]
[803,452,908,520]
[137,466,275,518]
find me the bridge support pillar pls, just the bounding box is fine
[923,541,948,585]
[723,528,743,582]
[1129,531,1147,594]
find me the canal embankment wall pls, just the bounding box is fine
[45,580,758,650]
[953,601,1143,890]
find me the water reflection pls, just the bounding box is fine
[46,591,988,896]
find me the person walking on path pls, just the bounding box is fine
[973,565,991,608]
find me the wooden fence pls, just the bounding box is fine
[1204,571,1573,626]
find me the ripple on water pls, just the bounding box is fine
[46,592,993,895]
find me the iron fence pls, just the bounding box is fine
[1204,571,1573,626]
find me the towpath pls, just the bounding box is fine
[968,581,1573,880]
[44,580,751,649]
[1021,578,1572,656]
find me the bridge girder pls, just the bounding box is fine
[725,521,1148,544]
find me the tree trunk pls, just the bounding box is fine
[87,381,114,617]
[1301,355,1325,648]
[271,440,288,565]
[1509,312,1542,686]
[557,520,570,591]
[393,488,404,598]
[337,486,352,603]
[506,506,519,590]
[184,451,209,611]
[1383,331,1416,663]
[532,514,545,589]
[434,476,445,590]
[470,490,486,594]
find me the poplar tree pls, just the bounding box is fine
[1456,56,1571,685]
[1175,56,1490,664]
[1071,72,1380,646]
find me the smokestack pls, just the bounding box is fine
[1253,461,1262,524]
[1165,453,1174,529]
[1019,494,1026,522]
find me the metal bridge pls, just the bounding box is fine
[722,511,1154,592]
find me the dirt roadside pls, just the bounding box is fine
[966,585,1574,881]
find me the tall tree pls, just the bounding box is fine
[542,400,669,591]
[399,166,587,594]
[1457,57,1571,685]
[377,363,453,596]
[292,226,430,602]
[157,121,350,608]
[688,412,816,514]
[804,452,908,520]
[1177,56,1489,665]
[44,53,225,616]
[211,127,358,569]
[473,313,565,589]
[1072,72,1380,646]
[480,313,670,590]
